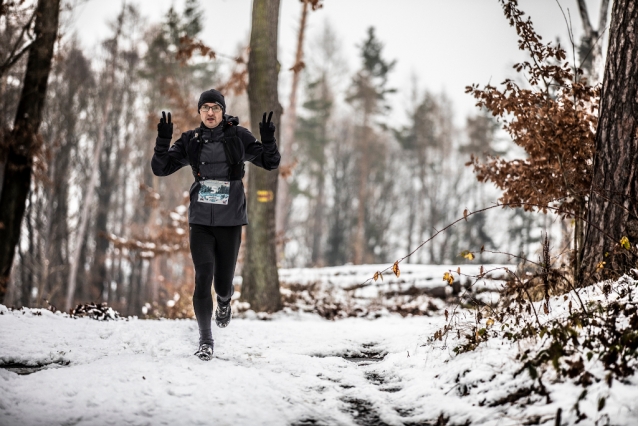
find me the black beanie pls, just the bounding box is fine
[198,89,226,113]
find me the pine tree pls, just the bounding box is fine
[294,74,333,266]
[346,27,395,265]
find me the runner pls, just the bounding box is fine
[151,89,281,360]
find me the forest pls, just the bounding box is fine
[0,0,586,316]
[0,0,637,424]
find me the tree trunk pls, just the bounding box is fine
[241,0,282,312]
[0,0,60,303]
[65,20,122,311]
[581,0,638,283]
[65,84,114,311]
[91,95,124,302]
[276,0,310,255]
[310,175,325,266]
[353,114,370,265]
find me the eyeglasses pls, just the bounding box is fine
[201,105,222,113]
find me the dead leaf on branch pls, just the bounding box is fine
[443,272,454,285]
[460,250,475,261]
[289,60,306,73]
[278,158,299,180]
[301,0,324,11]
[176,35,217,64]
[392,261,400,278]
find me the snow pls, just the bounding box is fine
[1,267,638,425]
[279,263,509,291]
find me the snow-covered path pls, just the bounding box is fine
[2,277,638,426]
[0,309,443,426]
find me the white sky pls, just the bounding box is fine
[70,0,609,126]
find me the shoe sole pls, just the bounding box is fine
[195,352,213,361]
[215,319,230,328]
[215,309,231,328]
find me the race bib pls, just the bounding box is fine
[197,180,230,205]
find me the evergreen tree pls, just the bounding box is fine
[293,74,332,266]
[346,27,395,264]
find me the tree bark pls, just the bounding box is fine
[241,0,282,312]
[0,0,60,303]
[581,0,638,283]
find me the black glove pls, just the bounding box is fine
[259,111,276,143]
[157,111,173,140]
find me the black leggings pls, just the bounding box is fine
[189,224,242,345]
[190,224,242,301]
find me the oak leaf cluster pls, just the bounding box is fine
[466,0,598,218]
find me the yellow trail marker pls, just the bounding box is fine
[256,190,274,203]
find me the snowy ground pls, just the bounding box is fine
[1,265,637,426]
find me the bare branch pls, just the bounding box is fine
[576,0,594,36]
[0,41,33,77]
[0,7,37,78]
[597,0,611,33]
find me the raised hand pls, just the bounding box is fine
[259,111,276,142]
[157,111,173,139]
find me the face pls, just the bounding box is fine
[200,103,223,128]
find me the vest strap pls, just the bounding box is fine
[190,126,245,182]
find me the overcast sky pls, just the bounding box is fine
[70,0,610,126]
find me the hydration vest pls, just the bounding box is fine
[188,119,245,181]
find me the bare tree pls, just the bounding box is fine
[64,10,122,312]
[576,0,611,83]
[0,1,37,79]
[276,0,322,255]
[0,0,60,303]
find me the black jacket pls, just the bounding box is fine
[151,115,280,226]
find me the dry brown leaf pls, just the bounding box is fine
[392,261,400,278]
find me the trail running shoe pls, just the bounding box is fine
[194,343,214,361]
[215,302,231,328]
